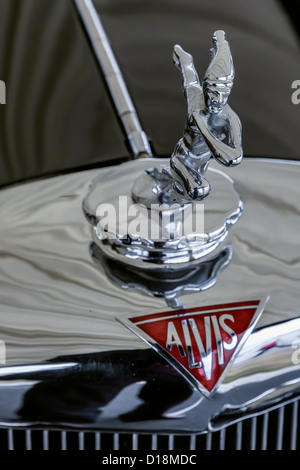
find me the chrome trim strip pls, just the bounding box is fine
[73,0,152,158]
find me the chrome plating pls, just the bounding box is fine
[82,32,244,272]
[132,31,243,205]
[83,158,243,271]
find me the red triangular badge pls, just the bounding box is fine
[120,299,267,397]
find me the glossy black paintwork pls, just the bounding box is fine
[0,0,300,188]
[1,349,194,426]
[0,331,299,431]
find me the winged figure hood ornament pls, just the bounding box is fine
[84,31,244,296]
[168,30,243,202]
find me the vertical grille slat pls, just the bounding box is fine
[25,430,32,450]
[8,429,14,451]
[78,431,84,450]
[236,421,242,450]
[291,400,298,450]
[61,431,67,450]
[95,432,101,450]
[190,434,196,450]
[151,434,157,450]
[168,434,174,450]
[0,399,299,451]
[276,406,285,450]
[219,428,226,450]
[250,417,257,450]
[132,433,138,450]
[206,432,212,450]
[261,411,269,450]
[113,433,119,450]
[43,430,49,450]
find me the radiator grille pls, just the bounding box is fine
[1,400,298,451]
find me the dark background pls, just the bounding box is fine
[0,0,299,187]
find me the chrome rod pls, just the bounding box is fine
[73,0,152,158]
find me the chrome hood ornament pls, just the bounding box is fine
[83,31,244,295]
[133,30,243,205]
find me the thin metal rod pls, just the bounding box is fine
[73,0,152,158]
